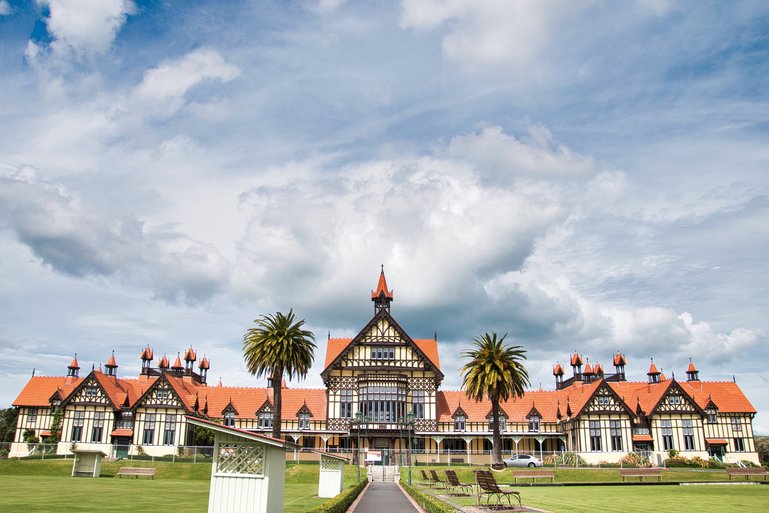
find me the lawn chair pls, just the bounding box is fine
[475,469,522,509]
[419,468,433,486]
[429,468,448,489]
[444,469,474,496]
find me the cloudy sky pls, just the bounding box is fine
[1,1,768,432]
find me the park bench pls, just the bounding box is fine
[475,469,522,509]
[419,469,433,486]
[429,468,448,489]
[619,468,662,482]
[726,467,769,481]
[444,469,473,496]
[116,467,156,479]
[512,469,556,483]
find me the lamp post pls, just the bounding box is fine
[406,412,414,486]
[398,416,404,467]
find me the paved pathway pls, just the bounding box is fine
[352,482,420,513]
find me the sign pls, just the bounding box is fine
[365,450,381,462]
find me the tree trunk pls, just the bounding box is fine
[272,365,283,439]
[491,397,502,465]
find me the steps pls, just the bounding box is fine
[368,465,399,482]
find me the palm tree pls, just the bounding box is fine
[243,309,316,438]
[461,332,530,466]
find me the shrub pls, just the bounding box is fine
[306,480,367,513]
[619,452,651,468]
[401,480,458,513]
[543,452,587,467]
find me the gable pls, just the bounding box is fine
[575,382,634,417]
[652,382,702,415]
[136,376,184,409]
[64,375,113,408]
[321,309,443,380]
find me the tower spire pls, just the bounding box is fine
[371,265,393,313]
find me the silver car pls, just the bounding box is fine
[503,454,543,468]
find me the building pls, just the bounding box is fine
[10,270,760,465]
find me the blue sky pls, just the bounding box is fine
[1,1,768,432]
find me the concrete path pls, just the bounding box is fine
[351,482,421,513]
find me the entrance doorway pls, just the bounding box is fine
[373,437,392,466]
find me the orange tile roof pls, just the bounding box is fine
[200,386,327,420]
[648,362,660,375]
[159,355,169,368]
[13,376,82,407]
[111,428,133,437]
[172,355,184,369]
[583,363,593,375]
[106,353,117,368]
[140,346,154,360]
[570,353,583,366]
[632,434,653,442]
[323,337,440,371]
[686,361,698,373]
[552,363,564,376]
[679,381,756,413]
[705,438,728,445]
[68,356,80,369]
[613,352,627,366]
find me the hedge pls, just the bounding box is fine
[400,479,458,513]
[306,479,368,513]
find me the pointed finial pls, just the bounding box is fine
[733,374,736,383]
[32,368,35,377]
[381,264,384,272]
[328,330,330,340]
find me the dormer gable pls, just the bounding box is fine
[296,402,313,417]
[575,382,634,418]
[62,373,114,408]
[135,374,184,410]
[651,380,703,415]
[221,399,239,417]
[256,399,273,415]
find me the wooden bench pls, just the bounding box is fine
[116,467,156,479]
[475,469,522,509]
[513,469,555,483]
[726,467,769,481]
[619,468,662,482]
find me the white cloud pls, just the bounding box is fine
[399,0,588,71]
[131,48,241,119]
[0,1,12,16]
[36,0,136,59]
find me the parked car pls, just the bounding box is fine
[503,454,543,468]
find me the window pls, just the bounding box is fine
[302,436,315,450]
[443,439,466,453]
[117,410,134,429]
[91,412,105,443]
[589,420,601,451]
[454,415,466,432]
[359,383,407,422]
[489,415,506,432]
[610,420,622,451]
[597,396,610,407]
[370,346,395,360]
[661,419,674,451]
[412,390,425,419]
[223,410,235,427]
[682,420,695,450]
[528,415,540,432]
[298,413,310,430]
[706,409,717,424]
[143,414,156,445]
[84,387,98,398]
[734,437,745,452]
[28,408,38,425]
[731,417,743,433]
[413,437,426,453]
[71,411,84,442]
[157,389,169,400]
[669,395,682,405]
[163,414,176,445]
[340,389,353,418]
[258,411,273,429]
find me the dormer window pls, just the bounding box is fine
[223,411,235,427]
[157,389,169,400]
[669,395,682,405]
[298,413,310,430]
[258,411,273,429]
[371,346,394,360]
[85,387,98,398]
[488,416,506,432]
[597,396,610,407]
[706,408,717,424]
[528,415,540,432]
[454,415,466,432]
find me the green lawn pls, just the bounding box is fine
[407,466,769,513]
[0,459,361,513]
